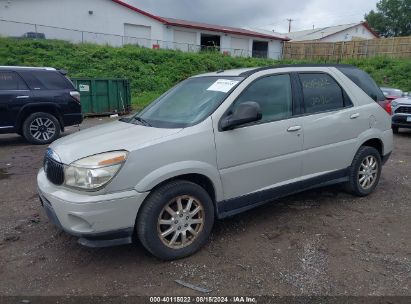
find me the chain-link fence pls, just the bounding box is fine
[0,19,282,59]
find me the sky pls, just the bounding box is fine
[126,0,379,33]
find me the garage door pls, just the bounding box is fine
[231,37,249,56]
[174,30,197,51]
[124,23,151,47]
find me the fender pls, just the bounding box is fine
[354,128,385,155]
[16,103,64,131]
[134,160,224,202]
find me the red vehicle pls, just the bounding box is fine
[381,87,404,101]
[380,87,405,115]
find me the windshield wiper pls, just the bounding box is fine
[131,116,152,127]
[119,117,131,123]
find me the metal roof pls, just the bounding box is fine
[242,27,289,41]
[161,17,289,41]
[285,22,379,41]
[111,0,289,41]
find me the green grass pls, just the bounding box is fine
[1,37,410,109]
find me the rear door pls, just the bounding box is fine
[298,71,364,177]
[0,71,30,130]
[18,70,73,109]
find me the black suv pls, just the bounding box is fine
[0,66,83,144]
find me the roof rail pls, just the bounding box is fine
[239,64,357,77]
[0,66,56,71]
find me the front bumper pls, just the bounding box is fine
[392,114,411,129]
[37,169,149,247]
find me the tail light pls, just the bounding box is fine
[378,100,392,115]
[70,91,80,104]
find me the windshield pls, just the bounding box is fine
[133,76,243,128]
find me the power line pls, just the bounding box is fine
[257,9,367,30]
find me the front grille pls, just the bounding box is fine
[395,106,411,114]
[43,156,64,185]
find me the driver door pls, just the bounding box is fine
[213,73,304,203]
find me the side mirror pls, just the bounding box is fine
[220,101,262,131]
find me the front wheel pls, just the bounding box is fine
[392,126,399,134]
[345,146,382,197]
[137,180,214,260]
[22,112,61,145]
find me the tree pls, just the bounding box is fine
[364,0,411,37]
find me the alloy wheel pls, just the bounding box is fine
[29,118,56,141]
[358,155,379,190]
[157,195,205,249]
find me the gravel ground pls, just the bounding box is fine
[0,117,410,296]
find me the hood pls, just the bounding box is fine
[393,97,411,105]
[50,121,182,164]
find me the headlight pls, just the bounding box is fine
[64,151,128,190]
[391,101,398,108]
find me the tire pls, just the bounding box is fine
[137,180,215,260]
[392,126,399,134]
[345,146,382,197]
[22,112,61,145]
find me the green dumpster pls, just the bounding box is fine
[71,78,132,116]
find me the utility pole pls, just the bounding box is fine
[286,18,295,33]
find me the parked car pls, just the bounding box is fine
[0,66,82,144]
[38,64,393,260]
[22,32,46,39]
[380,87,404,100]
[391,96,411,133]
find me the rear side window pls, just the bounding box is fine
[30,71,74,90]
[0,71,28,90]
[299,73,346,114]
[338,67,385,102]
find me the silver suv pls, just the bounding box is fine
[37,65,393,260]
[391,96,411,133]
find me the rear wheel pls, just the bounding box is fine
[345,146,382,197]
[22,112,60,145]
[137,180,214,260]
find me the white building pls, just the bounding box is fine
[0,0,288,59]
[285,22,379,42]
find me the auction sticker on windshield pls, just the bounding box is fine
[207,79,239,93]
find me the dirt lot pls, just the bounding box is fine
[0,117,410,296]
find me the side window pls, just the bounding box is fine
[338,67,385,102]
[31,71,73,90]
[233,74,293,123]
[299,73,345,114]
[0,71,28,90]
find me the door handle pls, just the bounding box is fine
[350,113,360,119]
[16,95,30,99]
[287,126,302,132]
